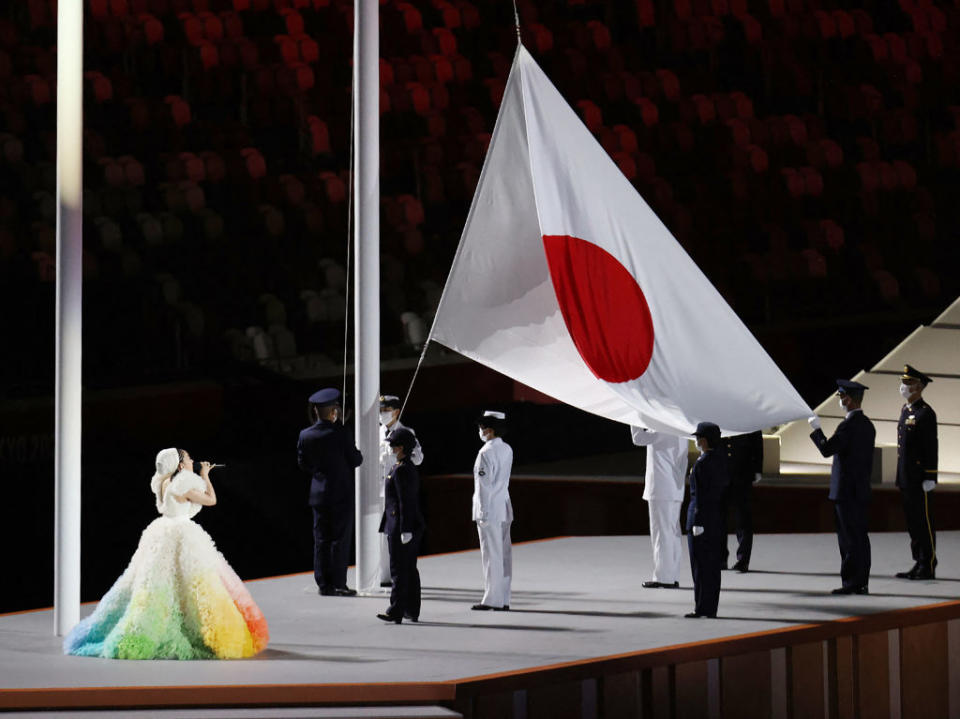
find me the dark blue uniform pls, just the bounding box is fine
[721,430,763,570]
[297,419,363,592]
[686,449,729,617]
[378,456,425,620]
[896,398,938,575]
[810,410,876,590]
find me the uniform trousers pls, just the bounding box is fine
[721,483,753,567]
[386,530,422,619]
[688,523,723,617]
[312,504,354,591]
[478,520,512,608]
[647,499,683,583]
[834,501,871,589]
[901,486,937,571]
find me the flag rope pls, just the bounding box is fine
[341,54,357,417]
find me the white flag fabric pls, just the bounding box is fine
[429,44,812,435]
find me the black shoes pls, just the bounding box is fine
[380,580,393,588]
[320,586,357,596]
[896,563,936,580]
[642,581,680,588]
[376,613,402,624]
[471,603,509,610]
[684,612,717,618]
[403,613,419,622]
[494,605,510,611]
[731,561,749,573]
[831,585,869,595]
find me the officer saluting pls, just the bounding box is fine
[808,380,875,595]
[895,364,939,580]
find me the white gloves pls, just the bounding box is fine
[922,480,936,493]
[401,532,413,544]
[692,526,704,536]
[807,415,821,430]
[753,472,762,485]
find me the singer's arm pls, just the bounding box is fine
[178,461,218,506]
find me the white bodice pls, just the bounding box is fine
[155,470,206,519]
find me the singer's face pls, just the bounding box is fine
[180,451,194,472]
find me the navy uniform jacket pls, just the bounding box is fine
[810,410,876,503]
[685,450,729,531]
[722,431,763,487]
[297,419,363,508]
[378,457,425,536]
[896,399,938,489]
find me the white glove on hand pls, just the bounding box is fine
[807,415,821,430]
[753,472,762,485]
[401,532,413,544]
[692,526,704,537]
[922,480,935,493]
[477,518,488,528]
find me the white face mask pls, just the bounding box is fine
[379,411,394,426]
[899,383,912,399]
[479,428,489,442]
[838,397,848,411]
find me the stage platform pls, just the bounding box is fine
[3,534,960,718]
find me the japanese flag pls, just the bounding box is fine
[429,45,811,435]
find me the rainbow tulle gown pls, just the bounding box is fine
[64,470,269,659]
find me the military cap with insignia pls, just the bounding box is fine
[308,387,341,407]
[901,364,932,385]
[379,394,402,409]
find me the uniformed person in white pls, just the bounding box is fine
[631,427,689,588]
[378,395,423,586]
[472,410,513,611]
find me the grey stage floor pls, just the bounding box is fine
[2,532,959,690]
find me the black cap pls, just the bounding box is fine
[387,427,416,453]
[379,394,402,410]
[836,379,869,395]
[693,421,721,444]
[308,388,341,407]
[901,364,932,385]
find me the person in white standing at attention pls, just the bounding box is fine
[378,394,423,587]
[472,410,513,611]
[631,427,689,589]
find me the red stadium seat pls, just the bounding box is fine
[613,152,637,180]
[432,28,457,56]
[241,147,267,180]
[800,248,827,277]
[576,100,603,133]
[396,3,423,33]
[892,160,917,190]
[279,174,305,205]
[872,269,900,302]
[636,0,655,27]
[307,116,330,155]
[819,219,845,252]
[727,118,751,148]
[200,151,226,182]
[528,23,554,53]
[318,170,346,203]
[164,95,192,126]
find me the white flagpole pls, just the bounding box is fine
[54,0,84,636]
[353,0,381,594]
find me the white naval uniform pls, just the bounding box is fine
[378,420,423,583]
[473,436,514,608]
[631,427,689,584]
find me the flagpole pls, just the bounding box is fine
[353,0,381,595]
[54,0,84,636]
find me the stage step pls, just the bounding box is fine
[3,707,462,719]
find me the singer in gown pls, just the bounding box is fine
[63,448,269,659]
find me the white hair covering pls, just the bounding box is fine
[150,447,181,497]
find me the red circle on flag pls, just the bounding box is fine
[543,234,655,382]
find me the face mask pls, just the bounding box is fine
[838,397,847,411]
[379,411,394,426]
[899,383,912,399]
[479,429,488,442]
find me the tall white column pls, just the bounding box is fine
[54,0,84,636]
[353,0,381,594]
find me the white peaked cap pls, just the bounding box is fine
[483,410,506,420]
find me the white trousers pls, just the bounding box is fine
[478,520,512,607]
[378,532,391,583]
[648,499,683,584]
